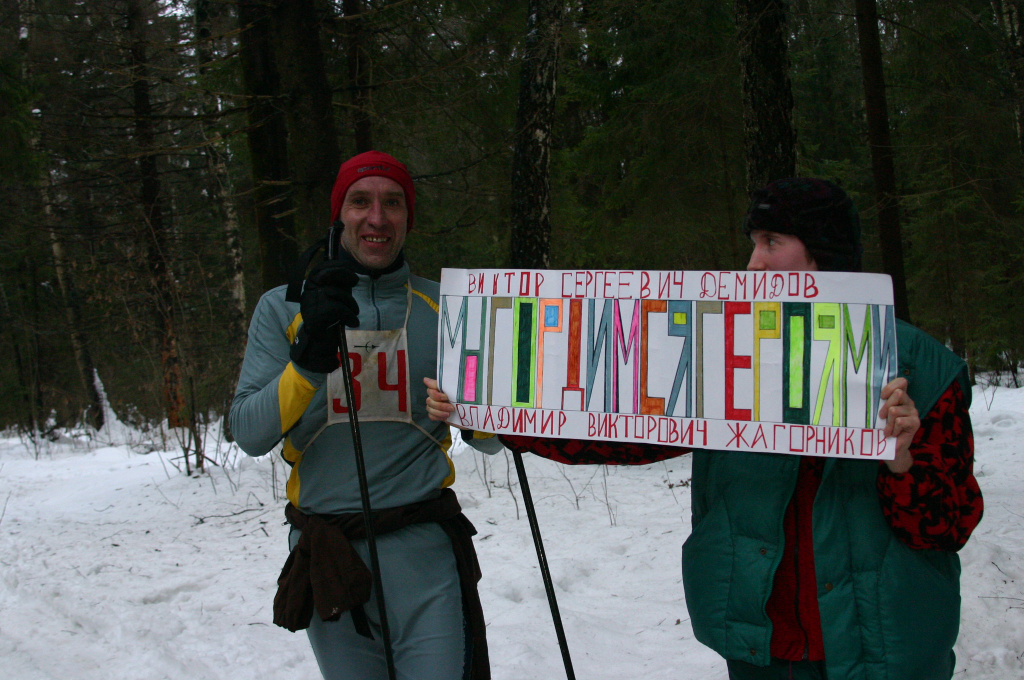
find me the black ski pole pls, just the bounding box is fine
[329,230,397,680]
[512,449,577,680]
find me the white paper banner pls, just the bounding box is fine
[437,269,899,460]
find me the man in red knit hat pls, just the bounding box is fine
[232,151,501,680]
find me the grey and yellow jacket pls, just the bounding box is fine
[230,259,502,514]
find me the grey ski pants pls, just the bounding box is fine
[289,521,466,680]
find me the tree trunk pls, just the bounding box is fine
[195,0,247,428]
[343,0,373,152]
[127,0,202,470]
[270,0,340,243]
[735,0,796,193]
[195,0,245,328]
[237,0,299,290]
[0,278,40,438]
[509,0,563,269]
[854,0,911,322]
[993,1,1024,157]
[21,3,104,431]
[45,198,105,431]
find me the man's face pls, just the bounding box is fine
[746,229,818,272]
[339,176,408,270]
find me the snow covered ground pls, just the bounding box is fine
[1,383,1022,679]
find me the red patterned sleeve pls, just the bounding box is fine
[498,434,688,466]
[876,381,983,551]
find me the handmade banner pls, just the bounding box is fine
[437,269,899,460]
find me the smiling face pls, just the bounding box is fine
[746,229,819,273]
[338,176,409,270]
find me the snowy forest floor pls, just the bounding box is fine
[1,383,1023,679]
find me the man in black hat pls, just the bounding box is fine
[676,178,983,680]
[427,178,983,680]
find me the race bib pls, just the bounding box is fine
[326,327,412,424]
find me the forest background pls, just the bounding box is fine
[3,0,1024,465]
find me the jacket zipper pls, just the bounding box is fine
[767,467,802,661]
[370,277,382,330]
[793,474,810,660]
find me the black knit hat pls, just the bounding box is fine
[742,178,863,272]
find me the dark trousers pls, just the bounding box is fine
[727,658,828,680]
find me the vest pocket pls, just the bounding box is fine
[876,537,961,674]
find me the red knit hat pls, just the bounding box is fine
[329,150,415,231]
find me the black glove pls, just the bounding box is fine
[289,261,360,373]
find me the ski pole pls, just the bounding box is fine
[330,229,397,680]
[512,449,577,680]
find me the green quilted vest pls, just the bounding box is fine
[682,321,970,680]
